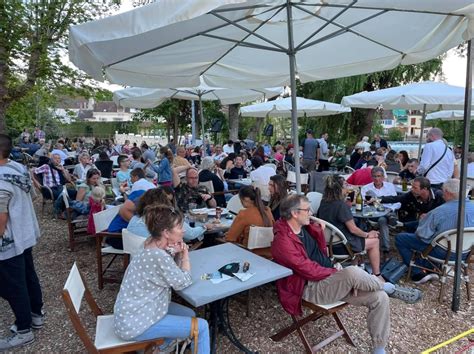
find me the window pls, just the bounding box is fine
[411,118,416,125]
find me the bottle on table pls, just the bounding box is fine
[355,188,363,212]
[402,177,408,192]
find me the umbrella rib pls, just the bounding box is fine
[211,11,287,52]
[200,5,286,76]
[201,33,285,53]
[106,4,282,68]
[298,9,403,55]
[294,0,357,51]
[298,2,465,17]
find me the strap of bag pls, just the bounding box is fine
[423,143,448,177]
[190,317,199,354]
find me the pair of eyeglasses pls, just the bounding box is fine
[297,208,312,213]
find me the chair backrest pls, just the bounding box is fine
[266,163,277,171]
[93,205,120,233]
[122,229,145,256]
[198,180,214,194]
[306,192,323,214]
[385,171,398,183]
[110,155,119,167]
[344,165,355,174]
[287,170,309,185]
[62,263,101,353]
[316,218,356,262]
[227,194,244,215]
[62,186,70,209]
[432,227,474,254]
[95,160,113,178]
[283,160,295,173]
[248,226,274,249]
[252,181,270,202]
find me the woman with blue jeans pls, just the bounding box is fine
[114,204,210,353]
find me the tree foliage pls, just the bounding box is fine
[0,0,118,132]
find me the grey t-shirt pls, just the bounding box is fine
[318,199,365,253]
[301,138,319,160]
[114,248,192,340]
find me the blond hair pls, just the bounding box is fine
[91,186,106,202]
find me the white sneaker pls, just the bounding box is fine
[0,330,34,350]
[414,273,439,285]
[10,312,44,333]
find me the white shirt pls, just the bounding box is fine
[417,139,454,184]
[223,144,234,154]
[361,182,401,211]
[250,165,276,185]
[131,178,156,193]
[355,141,371,152]
[212,152,227,162]
[468,162,474,178]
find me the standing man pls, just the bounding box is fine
[33,127,45,141]
[300,129,319,172]
[0,134,43,350]
[417,128,454,190]
[317,132,329,171]
[372,134,388,149]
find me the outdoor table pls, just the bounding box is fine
[227,178,252,186]
[176,243,292,354]
[351,205,390,219]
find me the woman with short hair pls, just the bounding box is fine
[114,204,210,352]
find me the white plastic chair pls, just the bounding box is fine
[306,192,323,214]
[247,226,274,250]
[227,194,244,215]
[62,263,163,352]
[252,181,271,202]
[198,180,214,194]
[385,171,398,183]
[286,170,309,184]
[266,163,277,171]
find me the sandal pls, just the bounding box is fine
[389,285,422,304]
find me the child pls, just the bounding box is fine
[116,155,131,186]
[87,186,106,235]
[148,147,173,186]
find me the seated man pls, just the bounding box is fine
[272,195,419,354]
[361,167,400,256]
[224,154,248,180]
[174,168,216,211]
[380,177,444,232]
[33,153,72,200]
[173,146,192,169]
[393,158,418,185]
[249,156,275,185]
[395,179,474,283]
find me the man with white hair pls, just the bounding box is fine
[355,136,371,152]
[417,128,454,189]
[395,179,474,284]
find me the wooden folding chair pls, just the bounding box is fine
[93,206,126,289]
[62,187,90,251]
[406,227,474,302]
[271,300,355,353]
[62,263,163,353]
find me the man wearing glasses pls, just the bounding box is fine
[361,167,400,257]
[272,194,401,354]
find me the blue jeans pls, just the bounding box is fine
[134,302,210,353]
[395,233,467,276]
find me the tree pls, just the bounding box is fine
[387,128,404,141]
[0,1,118,133]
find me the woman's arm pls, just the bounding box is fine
[345,219,378,239]
[225,211,246,243]
[75,187,86,201]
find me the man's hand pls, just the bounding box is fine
[334,263,343,271]
[201,193,212,202]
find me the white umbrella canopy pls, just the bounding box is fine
[240,96,350,117]
[69,1,474,89]
[426,110,474,121]
[341,81,472,110]
[113,85,283,108]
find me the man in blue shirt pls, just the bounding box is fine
[395,179,474,284]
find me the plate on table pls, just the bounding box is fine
[207,208,229,216]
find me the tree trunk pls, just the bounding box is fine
[173,113,179,144]
[0,101,8,133]
[348,108,376,145]
[247,117,265,141]
[166,122,171,144]
[228,103,240,141]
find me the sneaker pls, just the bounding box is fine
[10,312,44,333]
[389,285,423,304]
[0,330,34,350]
[413,273,439,285]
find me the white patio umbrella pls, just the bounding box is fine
[114,84,282,145]
[341,81,473,156]
[69,2,474,310]
[426,110,474,121]
[240,96,351,117]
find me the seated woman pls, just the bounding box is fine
[72,152,95,181]
[114,204,210,352]
[225,186,274,248]
[198,157,226,207]
[268,175,288,220]
[128,186,213,242]
[317,174,382,277]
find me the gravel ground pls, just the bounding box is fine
[0,201,473,353]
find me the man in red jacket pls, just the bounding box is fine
[272,194,391,354]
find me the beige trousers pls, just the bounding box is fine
[302,266,390,347]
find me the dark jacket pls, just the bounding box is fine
[372,138,388,148]
[381,189,445,222]
[272,219,336,316]
[198,169,226,207]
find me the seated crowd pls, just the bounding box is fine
[8,127,473,354]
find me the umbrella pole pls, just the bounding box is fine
[286,0,301,194]
[191,100,196,145]
[417,104,427,159]
[452,39,472,312]
[199,94,206,156]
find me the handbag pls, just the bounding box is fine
[381,258,407,284]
